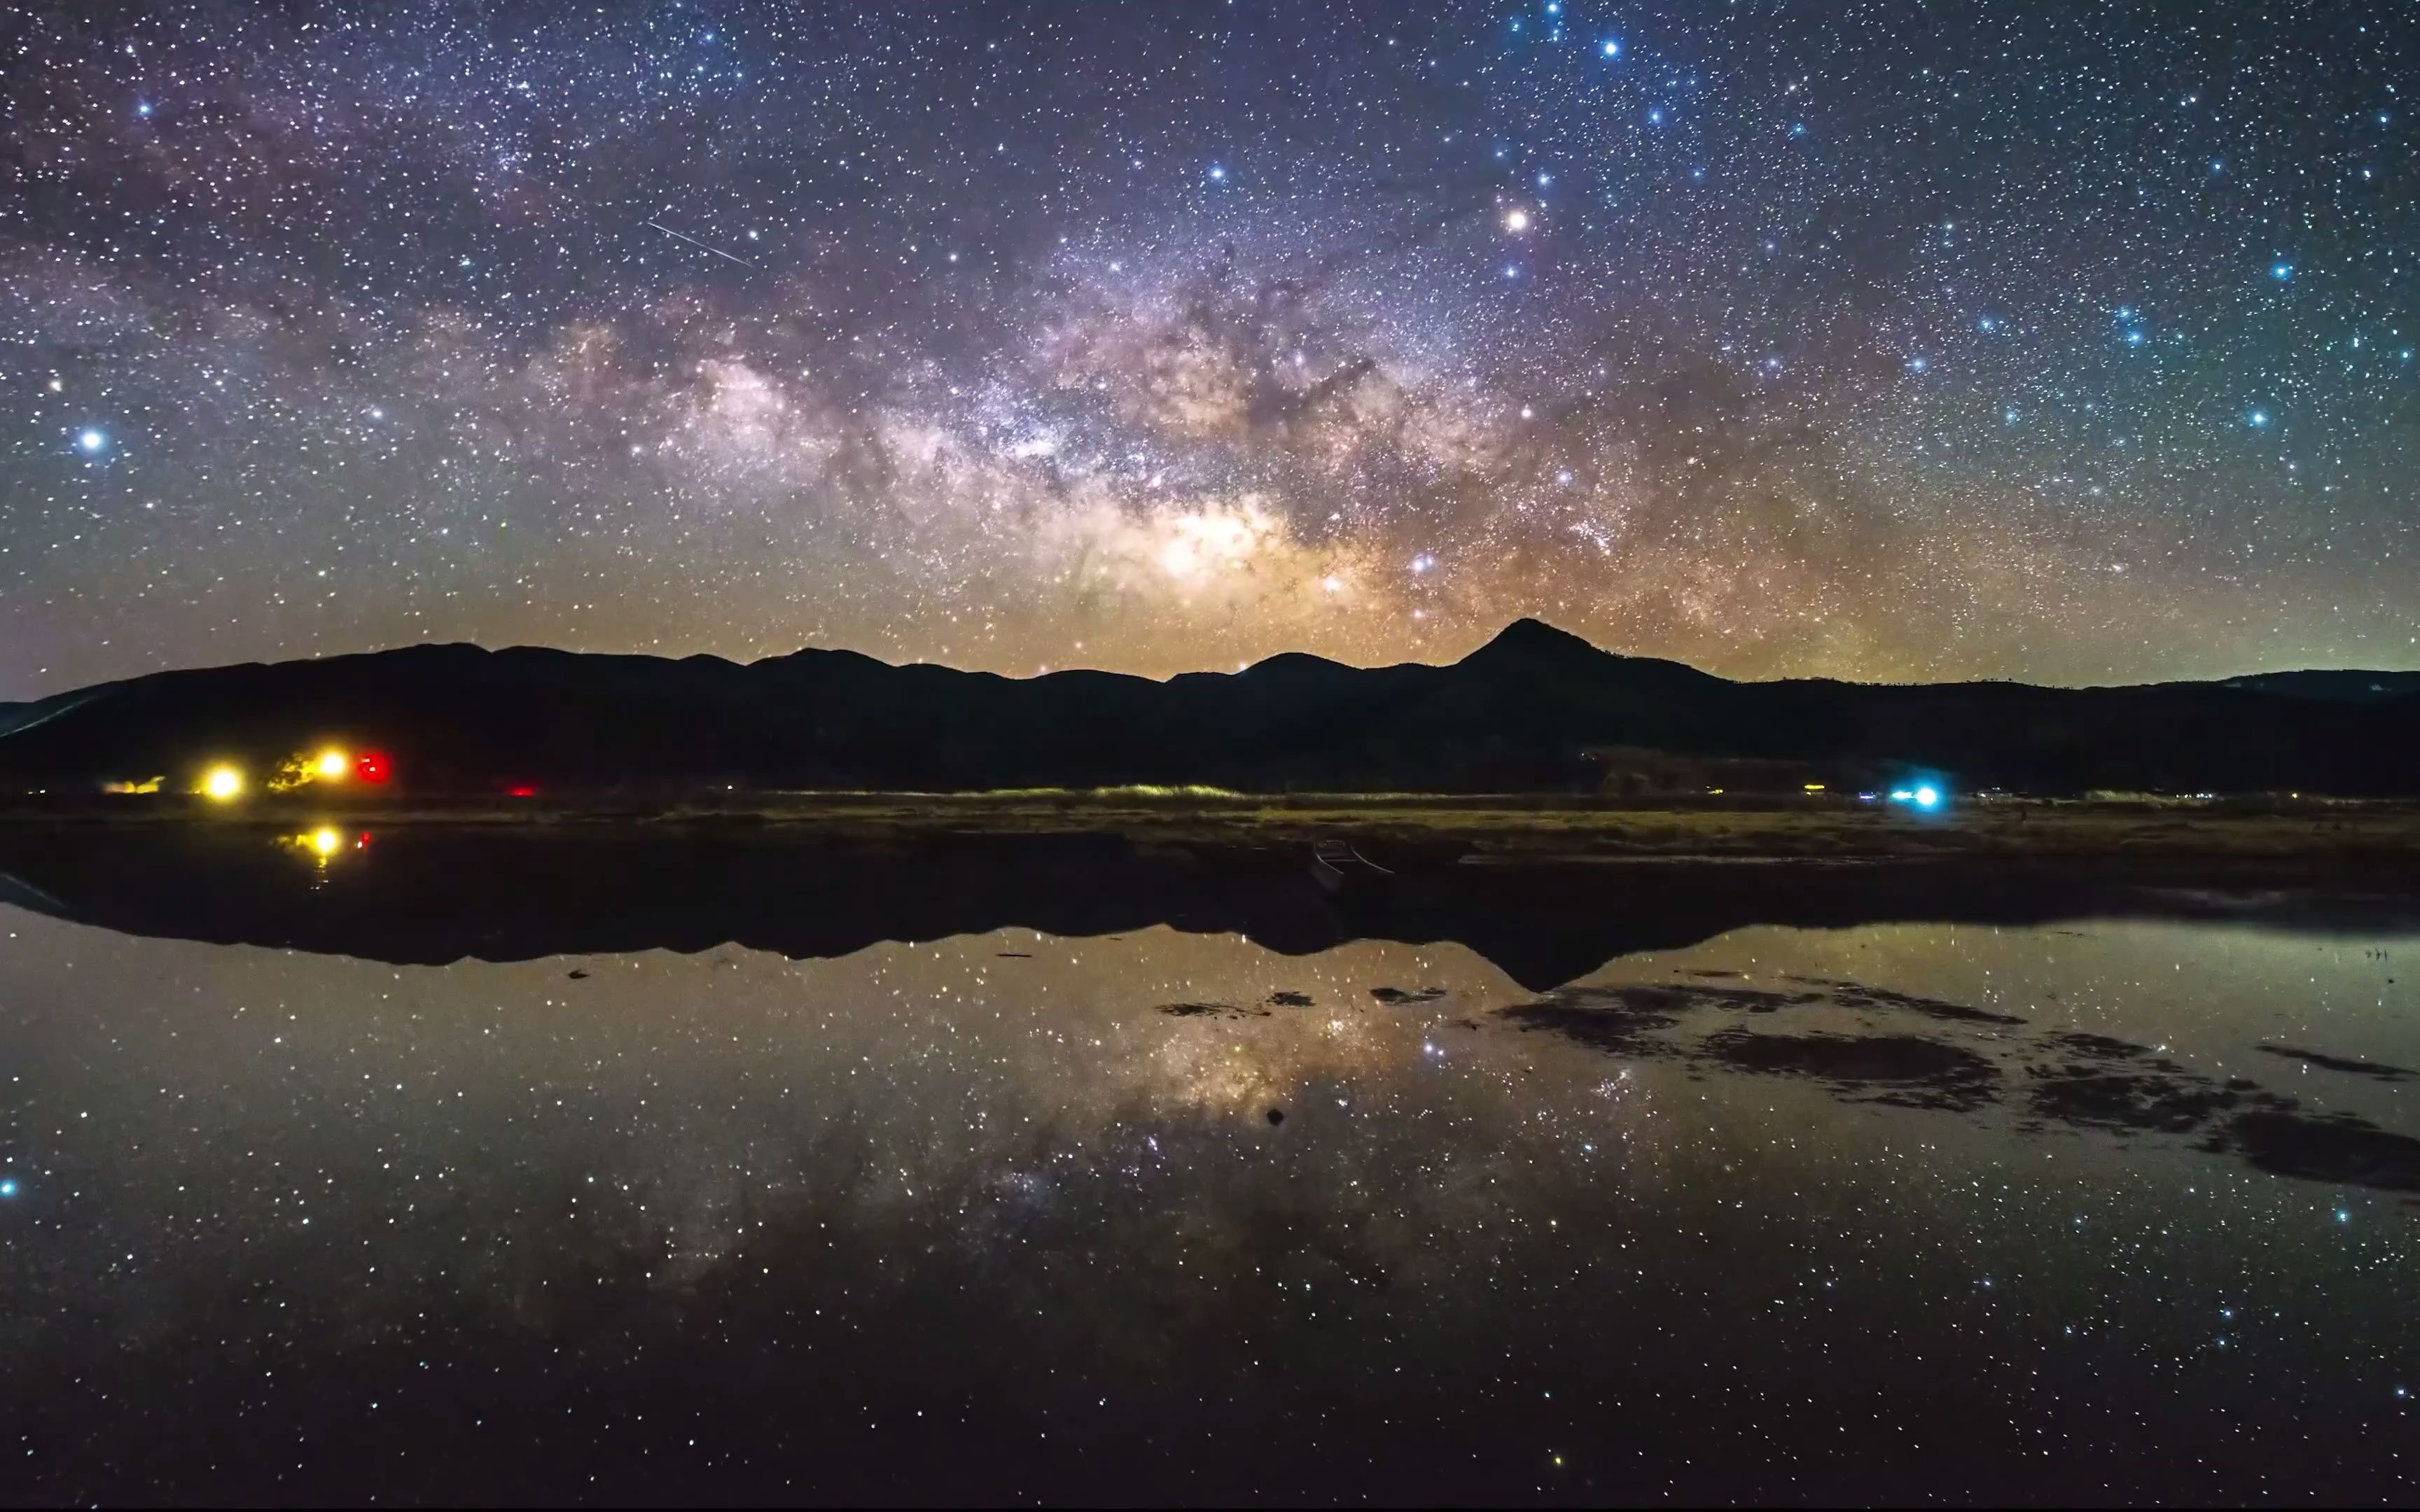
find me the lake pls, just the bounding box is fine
[1,830,2414,1502]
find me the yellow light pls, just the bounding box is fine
[315,748,350,779]
[200,764,244,801]
[309,826,342,858]
[1803,783,1826,792]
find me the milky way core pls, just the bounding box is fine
[5,1,2415,698]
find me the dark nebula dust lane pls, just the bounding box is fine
[5,0,2416,700]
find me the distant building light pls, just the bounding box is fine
[315,748,350,779]
[200,764,244,801]
[354,751,391,783]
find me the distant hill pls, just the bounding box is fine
[2,619,2416,796]
[2206,671,2420,704]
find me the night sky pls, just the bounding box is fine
[4,0,2415,701]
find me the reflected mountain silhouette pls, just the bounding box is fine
[3,827,2415,989]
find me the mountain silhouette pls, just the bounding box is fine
[1,621,2415,795]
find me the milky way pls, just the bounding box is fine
[4,0,2416,699]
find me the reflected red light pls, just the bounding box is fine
[507,785,538,798]
[354,752,390,783]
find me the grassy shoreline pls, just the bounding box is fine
[2,790,2416,864]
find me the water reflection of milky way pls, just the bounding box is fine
[0,909,2413,1502]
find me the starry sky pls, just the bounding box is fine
[4,0,2416,701]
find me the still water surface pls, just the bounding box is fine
[1,848,2414,1502]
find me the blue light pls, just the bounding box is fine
[2270,261,2293,281]
[0,1179,16,1198]
[1206,163,1226,182]
[1914,785,1942,810]
[76,428,106,453]
[1601,38,1621,57]
[2248,410,2269,428]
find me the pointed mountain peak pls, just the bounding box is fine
[1468,617,1606,662]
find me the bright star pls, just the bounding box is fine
[0,1180,16,1198]
[1503,207,1531,232]
[2249,410,2269,427]
[1206,163,1225,182]
[2270,261,2293,280]
[76,428,106,453]
[1601,38,1620,57]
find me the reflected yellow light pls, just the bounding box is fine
[200,764,244,801]
[309,826,342,858]
[315,748,350,779]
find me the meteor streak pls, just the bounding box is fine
[644,219,756,267]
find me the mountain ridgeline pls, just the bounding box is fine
[2,620,2416,797]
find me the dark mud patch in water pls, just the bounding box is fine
[1160,1001,1261,1019]
[1497,976,2418,1196]
[1700,1028,2002,1110]
[2221,1110,2420,1193]
[2257,1044,2417,1082]
[1786,976,2029,1026]
[2018,1032,2290,1134]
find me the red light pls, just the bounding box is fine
[354,752,390,783]
[507,785,537,798]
